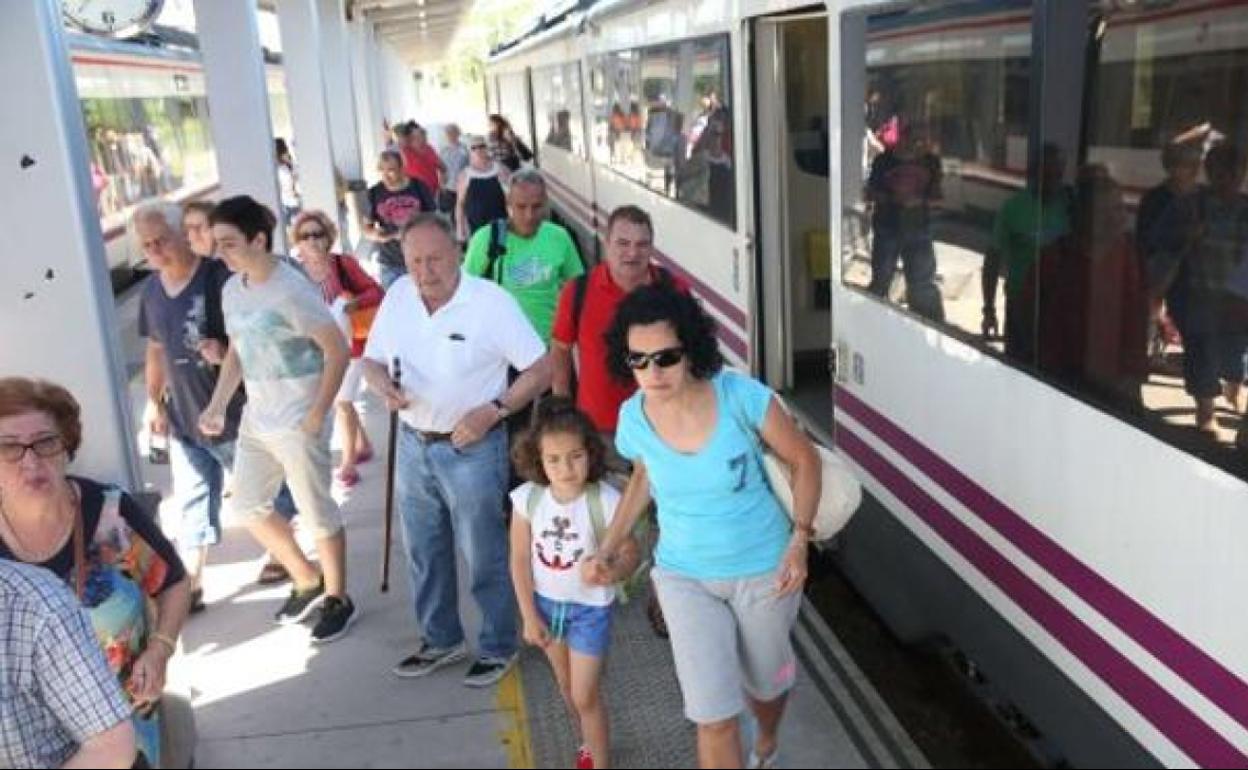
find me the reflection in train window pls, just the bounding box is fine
[841,1,1034,334]
[533,62,585,157]
[82,94,215,219]
[589,34,736,229]
[842,0,1248,472]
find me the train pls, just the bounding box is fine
[486,0,1248,766]
[67,29,292,289]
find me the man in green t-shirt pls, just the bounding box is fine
[463,169,584,342]
[982,143,1072,363]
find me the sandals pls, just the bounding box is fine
[256,560,290,586]
[336,467,361,487]
[741,711,779,769]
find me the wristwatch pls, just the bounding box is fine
[492,398,512,420]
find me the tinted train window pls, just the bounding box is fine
[842,0,1248,475]
[533,62,585,157]
[1073,2,1248,461]
[590,34,736,229]
[841,1,1035,335]
[81,89,215,220]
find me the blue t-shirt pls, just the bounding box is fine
[615,370,791,580]
[138,258,244,444]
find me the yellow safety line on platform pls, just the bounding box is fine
[497,664,534,768]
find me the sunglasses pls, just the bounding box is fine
[471,144,488,151]
[297,229,328,241]
[625,347,685,370]
[0,435,65,463]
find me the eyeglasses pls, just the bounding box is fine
[297,229,328,241]
[625,347,685,370]
[471,144,488,151]
[0,435,65,463]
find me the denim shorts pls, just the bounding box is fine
[535,594,613,658]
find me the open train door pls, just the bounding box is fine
[752,10,835,433]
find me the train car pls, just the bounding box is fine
[67,31,291,289]
[487,0,1248,766]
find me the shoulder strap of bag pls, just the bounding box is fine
[585,482,606,543]
[726,376,767,461]
[334,255,353,294]
[526,483,545,520]
[485,218,509,283]
[71,484,86,601]
[571,274,591,339]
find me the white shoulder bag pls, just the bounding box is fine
[731,389,862,541]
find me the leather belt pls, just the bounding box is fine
[415,430,453,443]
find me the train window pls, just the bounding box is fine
[842,0,1248,475]
[533,62,585,157]
[788,21,829,178]
[1050,1,1248,463]
[81,85,216,221]
[842,2,1036,335]
[590,34,736,229]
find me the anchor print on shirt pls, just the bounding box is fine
[535,515,585,571]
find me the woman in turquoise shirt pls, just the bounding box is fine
[583,284,821,769]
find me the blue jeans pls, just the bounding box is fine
[868,226,945,323]
[396,425,516,659]
[169,435,297,548]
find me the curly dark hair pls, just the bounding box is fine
[605,283,723,384]
[0,378,82,460]
[511,397,608,487]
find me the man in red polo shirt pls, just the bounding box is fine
[551,205,685,437]
[551,205,685,641]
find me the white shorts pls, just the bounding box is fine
[336,358,365,404]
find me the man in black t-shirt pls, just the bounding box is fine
[363,149,436,289]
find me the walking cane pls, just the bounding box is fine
[381,357,401,592]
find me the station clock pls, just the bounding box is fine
[63,0,165,39]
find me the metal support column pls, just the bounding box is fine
[193,0,286,252]
[0,0,139,487]
[1030,0,1089,183]
[320,0,363,183]
[277,0,339,227]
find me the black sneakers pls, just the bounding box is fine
[462,653,518,688]
[275,578,325,624]
[311,595,358,644]
[392,641,468,679]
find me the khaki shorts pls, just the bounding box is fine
[651,564,801,724]
[227,423,343,539]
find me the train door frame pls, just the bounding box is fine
[750,9,833,424]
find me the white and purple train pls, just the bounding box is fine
[488,0,1248,766]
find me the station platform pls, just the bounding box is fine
[114,286,928,769]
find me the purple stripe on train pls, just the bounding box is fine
[835,424,1245,767]
[834,387,1248,750]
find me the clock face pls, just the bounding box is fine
[63,0,165,38]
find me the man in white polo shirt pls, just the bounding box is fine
[363,212,550,688]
